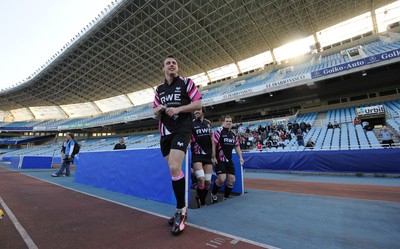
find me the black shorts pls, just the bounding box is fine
[160,133,191,157]
[215,161,235,175]
[192,154,212,165]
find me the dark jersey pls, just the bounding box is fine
[191,118,212,155]
[113,143,126,150]
[214,127,239,163]
[153,76,201,136]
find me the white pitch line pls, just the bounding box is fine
[24,173,280,249]
[0,196,38,249]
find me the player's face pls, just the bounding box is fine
[223,118,232,129]
[194,109,203,119]
[163,58,178,77]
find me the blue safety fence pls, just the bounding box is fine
[21,156,53,169]
[75,149,244,206]
[7,156,52,169]
[243,149,400,173]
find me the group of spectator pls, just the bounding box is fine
[234,117,398,151]
[233,120,312,151]
[327,121,341,129]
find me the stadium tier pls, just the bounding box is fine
[1,100,399,159]
[1,36,399,131]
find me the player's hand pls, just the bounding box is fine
[211,157,217,165]
[154,105,165,116]
[240,158,244,166]
[165,106,182,117]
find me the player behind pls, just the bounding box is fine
[153,55,202,234]
[211,116,244,203]
[191,107,214,207]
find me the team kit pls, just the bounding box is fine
[153,56,244,235]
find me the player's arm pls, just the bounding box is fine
[152,90,165,118]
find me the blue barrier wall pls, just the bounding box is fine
[243,149,400,173]
[2,156,12,162]
[20,156,53,169]
[75,149,184,206]
[75,149,244,206]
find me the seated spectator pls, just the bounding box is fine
[296,130,304,146]
[258,124,265,133]
[265,140,272,149]
[114,137,127,150]
[277,138,285,149]
[300,121,307,133]
[287,121,293,132]
[286,132,292,141]
[238,123,245,134]
[272,139,279,148]
[354,117,362,125]
[363,122,374,131]
[306,122,312,131]
[327,122,334,129]
[292,121,299,134]
[256,141,262,152]
[305,138,315,149]
[379,126,395,147]
[333,121,340,129]
[280,132,286,140]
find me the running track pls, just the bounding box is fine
[0,167,270,249]
[1,166,400,249]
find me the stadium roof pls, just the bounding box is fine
[0,0,397,112]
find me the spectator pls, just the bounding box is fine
[256,141,262,152]
[300,121,307,133]
[272,139,278,148]
[277,138,285,149]
[306,122,312,132]
[287,121,293,132]
[285,131,292,141]
[354,117,362,125]
[258,124,265,133]
[379,126,395,147]
[113,137,127,150]
[292,121,300,134]
[52,133,76,177]
[296,130,304,146]
[333,121,340,129]
[305,138,315,149]
[363,122,374,131]
[327,122,334,129]
[238,123,245,134]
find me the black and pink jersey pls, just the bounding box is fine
[191,118,212,156]
[214,127,239,163]
[153,76,202,136]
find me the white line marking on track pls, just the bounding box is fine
[24,173,280,249]
[0,196,39,249]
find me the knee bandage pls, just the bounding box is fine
[195,169,205,179]
[204,173,212,181]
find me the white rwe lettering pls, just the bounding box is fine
[160,94,181,104]
[196,128,210,134]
